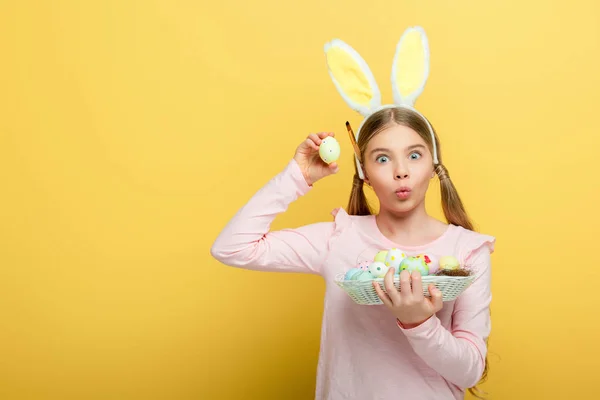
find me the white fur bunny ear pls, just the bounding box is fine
[391,26,430,107]
[324,39,382,117]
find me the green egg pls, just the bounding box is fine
[399,256,430,276]
[319,137,341,164]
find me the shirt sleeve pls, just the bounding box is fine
[396,234,495,389]
[210,158,336,275]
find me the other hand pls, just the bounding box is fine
[373,268,443,328]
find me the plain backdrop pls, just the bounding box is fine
[1,0,599,399]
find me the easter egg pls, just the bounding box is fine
[374,250,388,263]
[344,267,362,280]
[439,256,460,270]
[319,136,341,164]
[354,270,375,281]
[416,254,431,264]
[417,254,439,274]
[368,261,389,278]
[399,256,429,276]
[357,261,370,271]
[384,248,407,270]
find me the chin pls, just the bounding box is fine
[383,200,419,215]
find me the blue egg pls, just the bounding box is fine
[344,267,362,280]
[355,271,375,281]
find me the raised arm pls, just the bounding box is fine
[210,132,340,275]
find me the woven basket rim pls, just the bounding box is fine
[334,272,473,282]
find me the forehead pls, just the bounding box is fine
[365,124,426,150]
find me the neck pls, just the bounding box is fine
[375,202,446,246]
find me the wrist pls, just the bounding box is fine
[291,158,314,186]
[396,316,431,329]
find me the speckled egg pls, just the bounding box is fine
[384,248,407,269]
[368,261,389,278]
[319,136,341,164]
[399,256,430,276]
[357,260,371,271]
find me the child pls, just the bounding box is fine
[211,27,495,400]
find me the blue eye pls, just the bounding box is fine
[409,152,422,160]
[376,155,389,163]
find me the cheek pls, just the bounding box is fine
[364,167,388,187]
[414,168,433,190]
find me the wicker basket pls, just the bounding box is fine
[334,273,476,305]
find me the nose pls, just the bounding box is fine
[394,161,409,180]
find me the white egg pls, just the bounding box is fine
[368,261,389,278]
[384,248,407,270]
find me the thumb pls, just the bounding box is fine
[429,285,443,311]
[320,161,339,177]
[327,162,339,174]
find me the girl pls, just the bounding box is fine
[210,106,495,400]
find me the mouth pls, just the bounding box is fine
[395,187,411,199]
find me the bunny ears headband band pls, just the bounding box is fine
[324,26,438,180]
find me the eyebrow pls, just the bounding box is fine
[369,144,427,155]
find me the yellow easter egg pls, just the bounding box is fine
[439,256,460,270]
[374,250,388,263]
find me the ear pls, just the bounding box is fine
[362,166,370,185]
[324,39,382,117]
[391,26,430,107]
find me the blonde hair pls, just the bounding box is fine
[347,106,489,398]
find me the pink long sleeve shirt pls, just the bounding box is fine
[211,159,496,400]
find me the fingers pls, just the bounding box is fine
[383,268,400,304]
[411,271,424,301]
[308,133,321,145]
[306,134,321,150]
[316,131,335,139]
[373,281,393,307]
[429,284,443,311]
[399,270,412,296]
[308,132,335,147]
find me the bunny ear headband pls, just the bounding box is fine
[324,26,438,180]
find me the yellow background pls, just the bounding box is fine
[1,1,599,399]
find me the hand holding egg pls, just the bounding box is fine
[293,132,339,186]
